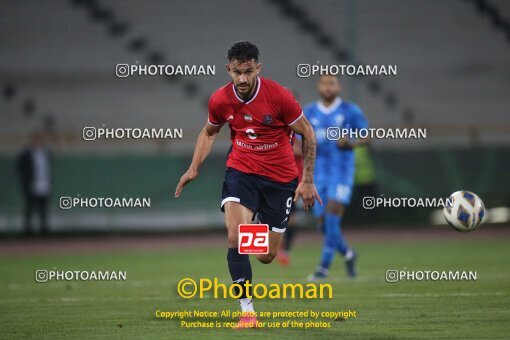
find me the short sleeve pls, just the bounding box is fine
[303,103,314,120]
[207,94,225,126]
[351,106,368,130]
[279,88,303,126]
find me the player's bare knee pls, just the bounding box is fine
[261,256,274,264]
[257,247,278,264]
[257,253,275,264]
[326,201,344,215]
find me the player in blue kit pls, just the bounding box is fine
[305,75,369,281]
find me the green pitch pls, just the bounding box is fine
[1,238,509,339]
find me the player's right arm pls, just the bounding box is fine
[174,122,222,197]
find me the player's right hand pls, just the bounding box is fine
[174,167,199,198]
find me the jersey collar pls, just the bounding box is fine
[232,77,261,104]
[317,97,342,115]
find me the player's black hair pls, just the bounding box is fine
[227,41,259,62]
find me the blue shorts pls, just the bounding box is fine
[221,168,298,233]
[313,180,353,218]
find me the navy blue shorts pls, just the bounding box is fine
[221,168,298,233]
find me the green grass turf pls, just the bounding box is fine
[1,238,509,339]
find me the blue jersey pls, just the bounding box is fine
[304,98,368,186]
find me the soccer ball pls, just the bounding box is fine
[443,191,486,232]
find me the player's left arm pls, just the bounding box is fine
[290,115,323,211]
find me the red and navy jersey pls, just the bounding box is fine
[208,77,303,183]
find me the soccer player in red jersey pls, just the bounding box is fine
[175,41,321,329]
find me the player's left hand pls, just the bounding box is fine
[294,182,323,212]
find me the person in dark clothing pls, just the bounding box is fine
[17,132,53,235]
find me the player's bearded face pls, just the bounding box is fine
[227,60,261,97]
[318,75,341,102]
